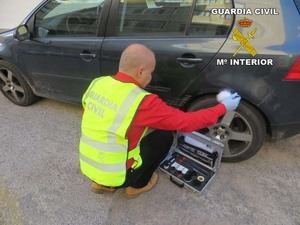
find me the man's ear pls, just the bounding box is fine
[137,66,143,77]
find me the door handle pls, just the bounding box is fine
[176,57,203,63]
[80,52,97,62]
[80,53,97,58]
[176,57,203,68]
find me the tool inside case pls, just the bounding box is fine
[160,131,224,193]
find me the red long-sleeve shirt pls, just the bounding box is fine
[113,72,227,168]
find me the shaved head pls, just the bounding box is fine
[118,44,156,87]
[119,44,155,73]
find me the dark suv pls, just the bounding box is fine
[0,0,299,162]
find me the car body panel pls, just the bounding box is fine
[101,37,227,104]
[15,37,103,102]
[204,0,300,138]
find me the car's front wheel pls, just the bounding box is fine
[0,61,37,106]
[188,96,266,162]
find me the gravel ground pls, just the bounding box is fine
[0,94,299,225]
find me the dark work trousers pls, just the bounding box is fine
[121,130,174,188]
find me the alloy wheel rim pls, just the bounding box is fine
[0,68,25,103]
[208,111,253,158]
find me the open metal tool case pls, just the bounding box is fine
[160,132,224,193]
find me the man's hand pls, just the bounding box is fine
[216,89,232,102]
[221,93,241,111]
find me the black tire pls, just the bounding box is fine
[0,60,38,106]
[187,95,266,162]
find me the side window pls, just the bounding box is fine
[34,0,105,37]
[115,0,194,36]
[189,0,233,36]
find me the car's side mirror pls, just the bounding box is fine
[15,25,30,41]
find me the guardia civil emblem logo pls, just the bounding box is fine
[232,18,257,57]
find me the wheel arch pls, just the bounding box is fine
[184,93,271,136]
[0,59,38,95]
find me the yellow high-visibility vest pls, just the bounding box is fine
[79,76,150,187]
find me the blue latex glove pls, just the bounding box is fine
[217,89,234,102]
[221,93,241,111]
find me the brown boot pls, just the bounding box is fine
[124,172,159,198]
[90,181,116,194]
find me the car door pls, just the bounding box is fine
[101,0,233,106]
[16,0,110,103]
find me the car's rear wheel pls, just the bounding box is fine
[188,96,266,162]
[0,61,37,106]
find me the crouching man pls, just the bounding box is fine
[79,44,240,198]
